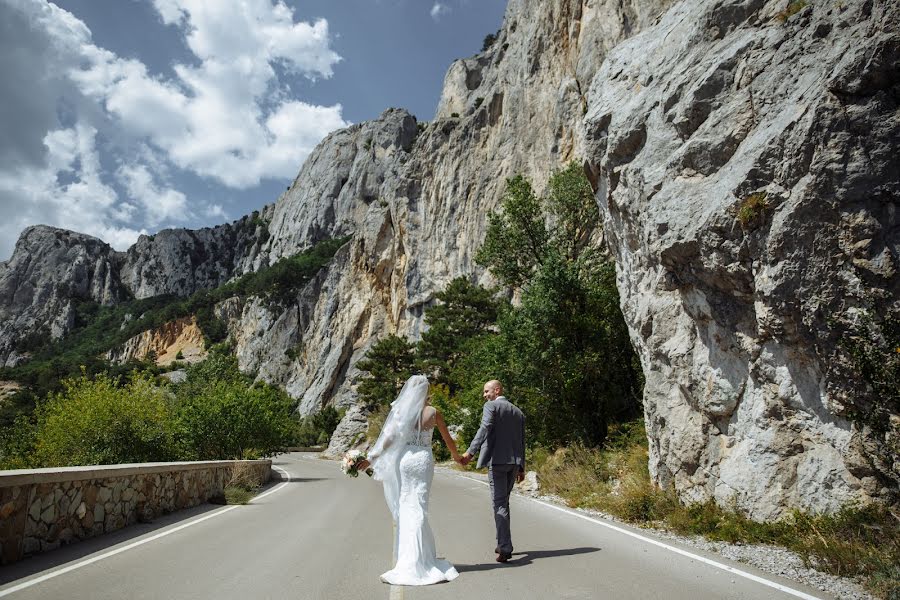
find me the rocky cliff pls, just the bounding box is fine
[0,226,127,367]
[1,0,896,518]
[583,0,899,518]
[0,214,269,367]
[222,0,672,419]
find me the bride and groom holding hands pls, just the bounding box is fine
[354,375,526,586]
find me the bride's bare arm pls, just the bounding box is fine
[435,410,461,462]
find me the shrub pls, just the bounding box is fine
[29,371,177,467]
[366,403,390,444]
[737,192,770,228]
[174,358,296,460]
[293,405,343,447]
[482,32,498,52]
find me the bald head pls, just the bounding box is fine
[483,380,503,402]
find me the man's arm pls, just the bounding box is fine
[462,402,494,463]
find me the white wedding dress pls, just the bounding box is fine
[380,422,459,585]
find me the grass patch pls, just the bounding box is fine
[736,192,771,228]
[224,486,255,505]
[223,462,266,505]
[365,403,391,444]
[531,419,900,598]
[776,0,809,22]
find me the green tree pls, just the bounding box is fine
[356,335,417,406]
[174,355,296,459]
[468,162,642,448]
[293,405,344,447]
[28,371,177,467]
[417,277,498,388]
[476,175,548,288]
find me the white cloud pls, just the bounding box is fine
[204,204,227,219]
[430,2,450,21]
[116,164,189,227]
[0,0,349,258]
[0,123,145,256]
[6,0,347,188]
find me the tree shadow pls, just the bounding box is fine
[454,546,601,572]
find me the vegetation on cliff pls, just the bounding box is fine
[356,163,642,451]
[0,237,350,425]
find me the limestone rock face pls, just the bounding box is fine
[583,0,899,518]
[105,316,207,366]
[119,212,272,299]
[0,213,269,366]
[0,226,127,366]
[235,0,671,423]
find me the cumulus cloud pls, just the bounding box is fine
[0,0,348,258]
[430,2,451,21]
[116,164,189,227]
[0,123,145,257]
[73,0,348,187]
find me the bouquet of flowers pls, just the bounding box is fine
[341,449,372,477]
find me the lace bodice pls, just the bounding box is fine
[407,426,434,447]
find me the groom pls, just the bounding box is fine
[460,380,526,563]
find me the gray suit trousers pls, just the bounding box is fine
[489,464,517,554]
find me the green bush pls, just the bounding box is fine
[27,371,176,467]
[174,355,296,460]
[293,405,343,447]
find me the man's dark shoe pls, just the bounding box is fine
[496,552,512,563]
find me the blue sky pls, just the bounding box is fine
[0,0,506,261]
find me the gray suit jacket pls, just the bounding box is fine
[466,397,526,470]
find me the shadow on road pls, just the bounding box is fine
[453,546,601,572]
[0,502,227,586]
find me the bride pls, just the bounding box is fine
[357,375,462,585]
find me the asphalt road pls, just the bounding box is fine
[0,453,832,600]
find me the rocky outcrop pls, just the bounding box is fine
[0,226,127,366]
[583,0,899,519]
[105,316,207,366]
[119,210,272,299]
[0,213,269,366]
[231,0,672,420]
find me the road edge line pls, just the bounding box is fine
[0,465,294,597]
[461,475,823,600]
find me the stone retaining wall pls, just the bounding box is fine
[0,460,271,564]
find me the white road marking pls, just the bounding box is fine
[0,465,294,598]
[463,476,823,600]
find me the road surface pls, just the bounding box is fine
[0,452,831,600]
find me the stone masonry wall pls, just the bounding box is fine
[0,460,271,564]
